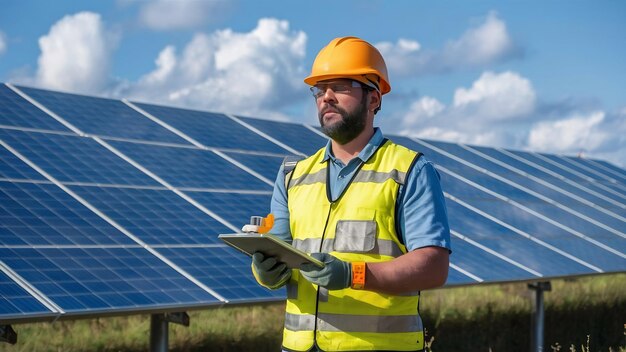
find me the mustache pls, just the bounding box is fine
[320,105,340,116]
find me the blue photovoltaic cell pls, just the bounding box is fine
[562,159,626,198]
[237,115,328,156]
[503,149,625,204]
[0,85,71,132]
[0,129,159,186]
[589,159,626,179]
[0,270,54,319]
[157,246,284,303]
[16,86,189,144]
[421,140,626,229]
[133,102,291,154]
[1,144,47,180]
[538,153,626,193]
[446,201,595,277]
[187,191,272,229]
[0,247,220,313]
[447,239,537,282]
[394,137,532,199]
[445,267,477,286]
[468,145,623,213]
[222,152,284,181]
[440,172,626,272]
[571,157,626,186]
[109,140,271,190]
[0,181,136,246]
[70,185,233,245]
[397,138,626,255]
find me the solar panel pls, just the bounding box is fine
[106,140,272,190]
[0,247,221,315]
[390,136,626,276]
[15,86,190,145]
[1,83,624,328]
[1,146,47,181]
[132,102,292,154]
[586,158,626,180]
[156,246,285,303]
[446,237,538,282]
[0,181,135,246]
[217,151,285,182]
[421,140,625,230]
[0,85,71,132]
[70,185,232,245]
[504,149,625,203]
[446,201,593,276]
[468,145,623,212]
[187,191,272,228]
[236,115,328,155]
[0,269,56,319]
[0,129,159,186]
[537,154,626,199]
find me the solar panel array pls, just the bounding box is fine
[1,83,625,324]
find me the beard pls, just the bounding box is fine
[318,96,368,145]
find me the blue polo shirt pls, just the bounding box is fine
[270,128,451,252]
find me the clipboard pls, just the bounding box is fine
[218,232,325,269]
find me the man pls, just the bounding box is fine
[251,36,451,352]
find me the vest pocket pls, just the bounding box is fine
[334,220,377,252]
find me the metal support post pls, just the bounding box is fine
[150,314,169,352]
[528,281,551,352]
[149,312,190,352]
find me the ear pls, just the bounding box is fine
[368,90,382,112]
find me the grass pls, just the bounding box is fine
[1,273,624,351]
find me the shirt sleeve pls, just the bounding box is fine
[398,156,452,253]
[269,163,293,243]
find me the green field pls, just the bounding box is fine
[1,273,625,351]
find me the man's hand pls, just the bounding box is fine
[300,253,351,290]
[252,252,291,289]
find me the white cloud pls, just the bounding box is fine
[393,70,626,167]
[123,18,308,120]
[402,97,445,126]
[375,38,424,76]
[0,31,6,55]
[527,111,618,155]
[399,71,536,147]
[526,110,626,167]
[442,11,515,67]
[377,11,519,77]
[139,0,230,30]
[527,111,605,152]
[35,12,117,94]
[453,71,536,120]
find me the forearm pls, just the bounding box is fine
[363,246,449,295]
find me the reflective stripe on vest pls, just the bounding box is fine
[292,237,404,258]
[285,312,424,333]
[283,139,424,351]
[289,168,408,190]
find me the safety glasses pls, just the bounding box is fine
[309,80,364,99]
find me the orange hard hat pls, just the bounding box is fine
[304,36,391,95]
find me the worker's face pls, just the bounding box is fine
[314,79,369,145]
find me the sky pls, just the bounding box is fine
[0,0,625,167]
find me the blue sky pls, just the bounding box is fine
[1,0,625,166]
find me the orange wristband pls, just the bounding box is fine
[351,262,366,290]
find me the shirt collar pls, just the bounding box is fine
[322,127,384,163]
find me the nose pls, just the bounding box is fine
[321,87,337,103]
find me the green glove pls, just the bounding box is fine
[251,252,291,289]
[300,253,351,290]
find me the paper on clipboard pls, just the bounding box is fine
[218,232,325,269]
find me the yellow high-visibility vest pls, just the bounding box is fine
[282,139,424,351]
